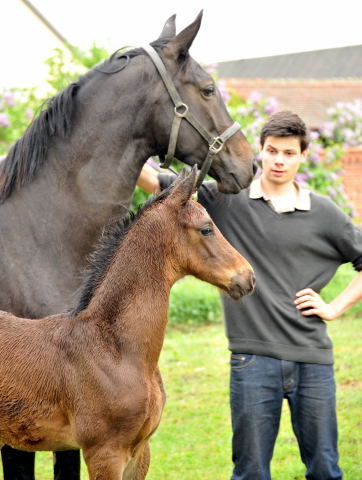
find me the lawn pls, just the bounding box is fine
[1,314,360,479]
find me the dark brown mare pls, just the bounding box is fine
[0,168,255,479]
[0,12,254,479]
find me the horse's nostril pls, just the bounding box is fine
[252,161,258,176]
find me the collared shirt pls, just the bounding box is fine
[249,178,311,213]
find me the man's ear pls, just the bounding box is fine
[301,148,308,160]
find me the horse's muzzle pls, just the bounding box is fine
[228,271,256,299]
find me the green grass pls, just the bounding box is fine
[1,316,360,479]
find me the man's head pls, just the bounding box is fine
[260,111,310,152]
[259,111,310,187]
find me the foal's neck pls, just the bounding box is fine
[84,227,177,368]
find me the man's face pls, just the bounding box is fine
[260,136,307,185]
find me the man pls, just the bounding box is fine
[137,111,362,479]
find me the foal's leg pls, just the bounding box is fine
[123,443,150,480]
[83,444,128,480]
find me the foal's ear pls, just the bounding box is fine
[158,14,176,39]
[169,166,197,206]
[167,11,203,60]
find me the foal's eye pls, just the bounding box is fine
[200,226,214,236]
[201,85,215,97]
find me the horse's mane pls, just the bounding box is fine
[70,182,173,316]
[0,39,170,204]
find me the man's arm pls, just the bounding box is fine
[137,163,160,194]
[295,270,362,321]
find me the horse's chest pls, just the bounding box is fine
[74,368,165,448]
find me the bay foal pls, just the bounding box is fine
[0,169,255,479]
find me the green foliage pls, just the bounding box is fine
[131,185,152,213]
[0,43,109,158]
[44,44,109,95]
[321,99,362,147]
[44,48,81,95]
[0,89,38,157]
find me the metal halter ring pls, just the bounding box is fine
[174,103,189,118]
[209,137,225,155]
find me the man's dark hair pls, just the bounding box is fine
[260,111,310,152]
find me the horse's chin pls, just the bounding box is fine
[212,166,254,194]
[216,174,252,194]
[216,180,242,195]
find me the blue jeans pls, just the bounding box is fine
[230,354,343,480]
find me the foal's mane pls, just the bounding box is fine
[71,183,173,316]
[0,39,170,204]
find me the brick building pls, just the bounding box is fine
[217,45,362,218]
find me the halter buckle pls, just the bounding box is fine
[209,137,224,154]
[174,103,189,118]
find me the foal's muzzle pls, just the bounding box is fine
[229,271,256,300]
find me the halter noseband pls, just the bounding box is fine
[143,44,240,188]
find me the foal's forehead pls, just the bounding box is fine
[187,199,211,218]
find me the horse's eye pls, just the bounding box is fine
[201,85,215,97]
[200,226,214,236]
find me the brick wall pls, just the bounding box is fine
[342,147,362,221]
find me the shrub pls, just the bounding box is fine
[169,277,222,326]
[0,43,109,159]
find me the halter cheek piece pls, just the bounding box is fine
[143,45,241,188]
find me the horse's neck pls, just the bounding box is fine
[84,233,177,369]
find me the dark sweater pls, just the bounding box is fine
[160,174,362,364]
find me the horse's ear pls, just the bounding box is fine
[168,166,197,206]
[167,11,203,59]
[158,14,176,39]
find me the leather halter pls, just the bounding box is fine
[143,45,241,188]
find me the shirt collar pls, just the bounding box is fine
[249,178,311,212]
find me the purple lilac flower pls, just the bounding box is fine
[341,128,355,144]
[25,108,34,121]
[249,90,261,104]
[264,97,278,115]
[329,171,340,181]
[205,63,218,75]
[321,121,334,137]
[310,131,320,141]
[308,153,320,165]
[327,186,336,198]
[217,79,230,103]
[0,113,10,127]
[3,91,15,107]
[295,172,309,184]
